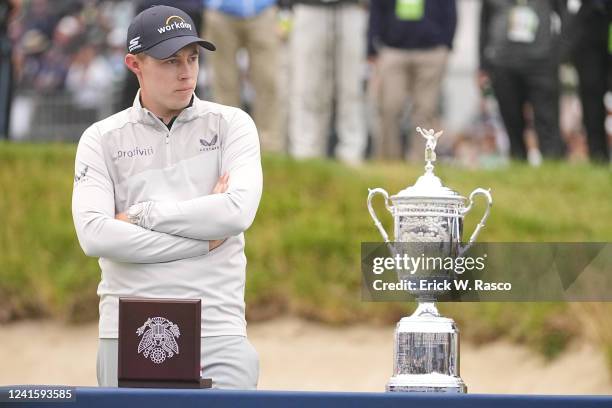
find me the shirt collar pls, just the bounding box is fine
[131,89,200,126]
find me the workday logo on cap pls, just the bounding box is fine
[158,15,192,34]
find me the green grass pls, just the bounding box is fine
[1,142,611,364]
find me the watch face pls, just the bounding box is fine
[129,205,143,217]
[128,203,144,222]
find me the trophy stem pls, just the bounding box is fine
[412,301,440,318]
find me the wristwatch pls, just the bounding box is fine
[127,202,148,226]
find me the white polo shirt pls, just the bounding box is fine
[71,92,263,338]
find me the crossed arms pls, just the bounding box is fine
[71,110,263,264]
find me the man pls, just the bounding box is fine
[288,0,368,164]
[368,0,456,161]
[566,0,611,163]
[479,0,566,161]
[0,0,17,140]
[71,5,262,389]
[204,0,282,153]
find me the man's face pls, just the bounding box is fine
[137,44,199,113]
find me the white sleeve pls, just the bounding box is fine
[71,125,210,263]
[134,109,263,240]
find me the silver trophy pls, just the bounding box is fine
[367,128,492,393]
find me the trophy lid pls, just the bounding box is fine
[391,128,464,201]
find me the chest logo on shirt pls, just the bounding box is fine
[200,134,219,152]
[136,317,180,364]
[114,146,155,160]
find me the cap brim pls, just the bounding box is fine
[145,36,216,59]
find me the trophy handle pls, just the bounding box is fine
[367,188,392,243]
[459,188,492,257]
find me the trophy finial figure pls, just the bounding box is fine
[416,127,443,173]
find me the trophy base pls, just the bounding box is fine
[386,302,467,394]
[387,374,466,393]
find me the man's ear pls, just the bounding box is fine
[124,53,142,76]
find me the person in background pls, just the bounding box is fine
[65,40,114,111]
[0,0,18,140]
[203,0,282,153]
[479,0,566,163]
[19,0,55,38]
[288,0,368,165]
[368,0,456,161]
[565,0,611,163]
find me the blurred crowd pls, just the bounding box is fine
[4,0,128,100]
[0,0,611,165]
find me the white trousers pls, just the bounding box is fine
[289,3,367,162]
[97,336,259,389]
